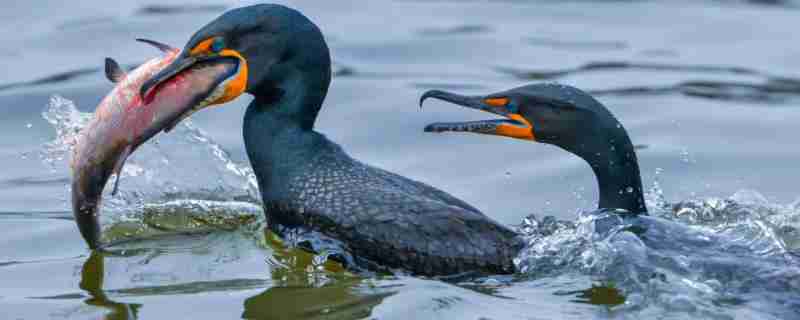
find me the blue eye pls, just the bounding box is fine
[507,102,518,114]
[211,38,225,53]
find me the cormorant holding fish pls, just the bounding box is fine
[138,4,521,276]
[420,84,648,215]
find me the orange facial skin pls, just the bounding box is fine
[484,97,509,107]
[188,37,248,106]
[483,98,536,141]
[496,114,535,141]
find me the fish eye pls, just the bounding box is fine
[211,37,225,53]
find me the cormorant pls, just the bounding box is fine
[139,4,522,276]
[421,84,648,215]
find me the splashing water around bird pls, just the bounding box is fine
[40,95,263,240]
[513,185,800,318]
[38,96,800,319]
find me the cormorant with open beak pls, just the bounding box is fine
[421,84,648,215]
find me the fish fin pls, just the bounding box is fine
[111,145,132,196]
[104,58,126,83]
[135,38,177,53]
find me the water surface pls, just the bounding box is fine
[1,0,799,319]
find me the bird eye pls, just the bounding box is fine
[211,37,225,53]
[506,102,518,114]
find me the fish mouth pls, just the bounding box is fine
[138,53,247,134]
[419,90,535,140]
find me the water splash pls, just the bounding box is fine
[679,147,695,164]
[39,95,262,237]
[513,183,800,318]
[645,167,668,211]
[40,95,92,171]
[35,98,800,317]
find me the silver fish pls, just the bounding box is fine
[71,39,245,248]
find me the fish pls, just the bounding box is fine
[70,38,244,249]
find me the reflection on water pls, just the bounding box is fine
[20,91,800,319]
[61,189,799,319]
[555,285,626,306]
[68,230,391,320]
[3,0,800,319]
[79,252,141,320]
[242,282,390,320]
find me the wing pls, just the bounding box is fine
[274,143,522,275]
[341,187,521,276]
[365,164,483,215]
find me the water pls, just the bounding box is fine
[2,0,800,319]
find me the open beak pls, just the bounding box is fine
[419,90,535,141]
[138,49,248,133]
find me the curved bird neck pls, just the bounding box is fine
[250,64,331,130]
[243,97,325,202]
[247,19,332,130]
[242,50,333,201]
[572,125,647,214]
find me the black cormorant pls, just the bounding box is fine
[139,4,521,276]
[421,84,648,215]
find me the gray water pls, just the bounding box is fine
[1,0,799,319]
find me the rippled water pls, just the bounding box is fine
[2,0,800,319]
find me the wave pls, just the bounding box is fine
[39,95,800,318]
[513,183,800,317]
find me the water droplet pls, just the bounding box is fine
[25,123,32,128]
[680,148,692,163]
[626,187,634,193]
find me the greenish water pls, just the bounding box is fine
[1,0,800,319]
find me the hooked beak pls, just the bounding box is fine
[419,90,535,141]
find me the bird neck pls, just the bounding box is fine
[243,63,332,200]
[249,21,332,130]
[252,65,331,130]
[243,102,322,201]
[574,126,647,214]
